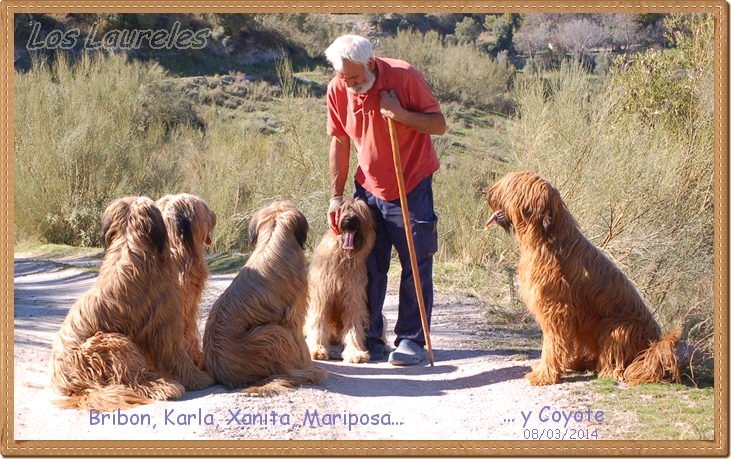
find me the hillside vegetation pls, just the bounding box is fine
[14,13,714,385]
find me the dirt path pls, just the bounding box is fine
[13,254,594,441]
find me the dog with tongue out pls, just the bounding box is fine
[304,198,387,363]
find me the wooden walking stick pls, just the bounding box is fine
[387,117,435,367]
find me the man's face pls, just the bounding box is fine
[337,59,376,94]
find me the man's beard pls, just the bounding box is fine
[347,67,376,94]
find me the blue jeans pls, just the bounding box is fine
[353,176,438,349]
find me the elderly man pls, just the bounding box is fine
[324,34,446,365]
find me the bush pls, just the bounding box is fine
[258,14,343,60]
[454,17,483,44]
[610,14,713,135]
[14,53,190,246]
[490,17,514,53]
[379,29,515,113]
[594,50,613,76]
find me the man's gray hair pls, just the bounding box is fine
[325,35,374,72]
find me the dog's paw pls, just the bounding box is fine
[342,349,370,364]
[310,345,330,361]
[185,371,215,391]
[526,369,559,386]
[598,368,624,381]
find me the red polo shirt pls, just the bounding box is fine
[327,57,441,201]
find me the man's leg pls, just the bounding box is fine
[354,181,392,356]
[384,176,438,349]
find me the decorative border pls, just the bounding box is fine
[1,1,727,456]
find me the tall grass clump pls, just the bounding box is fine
[431,133,511,268]
[14,52,194,246]
[504,14,713,379]
[379,29,515,114]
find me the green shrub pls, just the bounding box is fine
[610,14,713,136]
[14,53,189,245]
[490,17,514,53]
[454,17,483,44]
[379,29,515,113]
[259,14,343,60]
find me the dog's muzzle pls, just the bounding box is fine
[340,216,358,250]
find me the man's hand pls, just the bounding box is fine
[380,89,447,136]
[380,89,402,119]
[328,196,343,235]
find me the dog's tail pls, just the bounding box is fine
[243,366,328,397]
[53,378,185,411]
[52,332,186,411]
[53,383,162,411]
[623,325,681,386]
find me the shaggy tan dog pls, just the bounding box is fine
[484,171,680,386]
[305,198,377,363]
[157,193,217,368]
[50,196,214,411]
[203,201,327,395]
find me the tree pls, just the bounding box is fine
[491,16,513,53]
[601,14,639,51]
[454,16,483,44]
[513,19,552,56]
[556,18,609,63]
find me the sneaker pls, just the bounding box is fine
[388,339,427,366]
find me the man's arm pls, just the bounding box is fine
[329,134,351,198]
[380,89,447,136]
[328,134,351,233]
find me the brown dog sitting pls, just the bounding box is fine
[203,201,327,395]
[484,171,680,386]
[50,196,214,411]
[157,193,217,369]
[304,198,379,363]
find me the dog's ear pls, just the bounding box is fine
[176,212,195,249]
[127,197,168,254]
[102,198,128,249]
[150,208,169,254]
[293,211,309,249]
[542,208,553,233]
[524,182,554,233]
[172,203,196,251]
[248,213,259,247]
[538,182,560,234]
[207,205,217,230]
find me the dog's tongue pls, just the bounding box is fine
[485,210,504,228]
[204,234,212,246]
[342,230,355,250]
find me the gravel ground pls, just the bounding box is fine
[12,253,595,443]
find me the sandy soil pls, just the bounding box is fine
[13,253,595,442]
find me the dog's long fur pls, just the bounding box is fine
[484,171,680,386]
[203,201,326,395]
[157,193,217,368]
[305,198,377,363]
[50,196,214,411]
